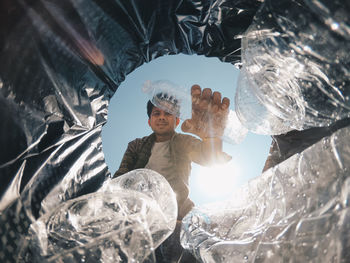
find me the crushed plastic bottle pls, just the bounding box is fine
[223,109,248,144]
[235,0,350,135]
[20,169,177,263]
[143,80,192,120]
[143,80,248,144]
[181,1,350,261]
[98,168,177,230]
[1,0,350,262]
[181,125,350,262]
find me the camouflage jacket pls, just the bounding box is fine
[114,132,210,219]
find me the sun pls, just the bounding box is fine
[191,161,240,202]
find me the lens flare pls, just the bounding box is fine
[193,161,239,199]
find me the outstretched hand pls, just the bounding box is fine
[181,85,230,140]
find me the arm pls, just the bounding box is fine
[262,138,280,172]
[113,140,139,178]
[181,85,231,165]
[186,136,230,166]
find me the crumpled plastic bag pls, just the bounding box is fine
[19,169,177,262]
[1,0,350,262]
[0,0,260,260]
[180,1,350,262]
[181,124,350,262]
[235,0,350,135]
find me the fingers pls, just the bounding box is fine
[191,85,201,98]
[191,85,212,101]
[187,85,230,138]
[212,91,222,105]
[191,84,230,110]
[197,88,211,110]
[212,92,221,113]
[201,88,212,101]
[221,97,230,110]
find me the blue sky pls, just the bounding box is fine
[102,54,272,205]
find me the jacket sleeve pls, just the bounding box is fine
[185,136,207,165]
[181,134,231,166]
[113,140,139,178]
[179,135,211,166]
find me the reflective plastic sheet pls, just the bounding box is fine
[1,0,349,262]
[0,0,260,261]
[19,169,177,262]
[181,124,350,262]
[235,0,350,135]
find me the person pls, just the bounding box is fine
[113,84,231,262]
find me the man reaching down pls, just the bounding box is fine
[113,84,231,262]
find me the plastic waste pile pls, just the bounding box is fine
[181,1,350,262]
[1,0,349,262]
[181,125,350,262]
[19,169,177,262]
[235,0,350,135]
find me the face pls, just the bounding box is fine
[148,107,180,137]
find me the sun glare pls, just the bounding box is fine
[193,161,240,200]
